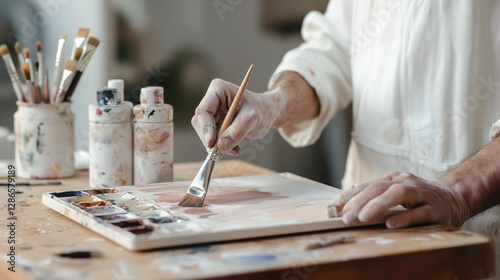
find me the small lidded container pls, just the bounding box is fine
[89,88,133,188]
[133,86,173,184]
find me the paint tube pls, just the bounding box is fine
[89,88,133,188]
[133,86,174,184]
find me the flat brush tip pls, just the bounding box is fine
[60,34,67,39]
[23,48,30,59]
[73,48,83,61]
[36,41,42,52]
[0,44,8,56]
[65,59,77,71]
[15,42,20,53]
[21,64,30,80]
[76,27,90,37]
[87,36,100,47]
[178,194,205,207]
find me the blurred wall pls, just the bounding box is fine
[0,0,351,187]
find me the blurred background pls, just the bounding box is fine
[0,0,352,188]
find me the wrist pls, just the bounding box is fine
[267,71,319,128]
[431,178,471,226]
[262,88,288,128]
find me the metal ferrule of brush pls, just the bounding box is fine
[55,41,64,65]
[189,149,220,196]
[208,148,221,161]
[2,56,23,101]
[77,47,96,71]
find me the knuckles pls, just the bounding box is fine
[209,78,231,94]
[384,170,416,183]
[191,114,200,127]
[387,183,411,198]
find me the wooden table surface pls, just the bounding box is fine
[0,160,494,280]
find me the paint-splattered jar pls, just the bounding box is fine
[133,87,174,185]
[89,88,134,188]
[14,102,75,179]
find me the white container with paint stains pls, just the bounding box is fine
[89,88,133,188]
[133,87,173,185]
[14,102,75,179]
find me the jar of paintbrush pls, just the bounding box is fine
[14,102,75,179]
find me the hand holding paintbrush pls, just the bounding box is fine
[178,64,254,207]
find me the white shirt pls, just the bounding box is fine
[269,0,500,189]
[270,1,500,273]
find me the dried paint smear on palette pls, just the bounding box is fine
[42,173,388,251]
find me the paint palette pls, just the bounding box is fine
[43,173,394,251]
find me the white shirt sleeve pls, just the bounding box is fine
[489,119,500,141]
[268,1,353,147]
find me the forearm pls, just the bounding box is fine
[267,71,320,128]
[440,136,500,218]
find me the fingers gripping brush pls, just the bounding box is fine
[178,64,254,207]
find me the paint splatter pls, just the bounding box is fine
[188,246,211,254]
[226,254,277,265]
[36,122,44,154]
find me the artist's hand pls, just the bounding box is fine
[326,171,470,228]
[192,79,284,155]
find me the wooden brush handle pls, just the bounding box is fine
[213,64,254,150]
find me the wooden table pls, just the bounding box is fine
[0,160,494,279]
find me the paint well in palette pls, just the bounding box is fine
[97,213,138,222]
[85,189,123,195]
[112,219,144,228]
[112,198,149,208]
[135,210,174,224]
[84,205,127,215]
[124,205,158,213]
[92,192,135,202]
[76,201,111,208]
[50,190,88,198]
[126,225,154,235]
[66,195,101,203]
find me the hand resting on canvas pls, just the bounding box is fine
[326,171,470,229]
[192,71,319,155]
[328,136,500,229]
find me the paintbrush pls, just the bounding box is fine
[56,251,103,259]
[52,34,67,99]
[53,60,77,104]
[71,27,89,61]
[23,48,38,103]
[178,64,254,207]
[20,63,35,104]
[34,62,42,103]
[36,41,43,87]
[23,48,35,84]
[14,42,24,68]
[0,181,61,186]
[0,44,24,101]
[64,36,100,101]
[44,68,50,103]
